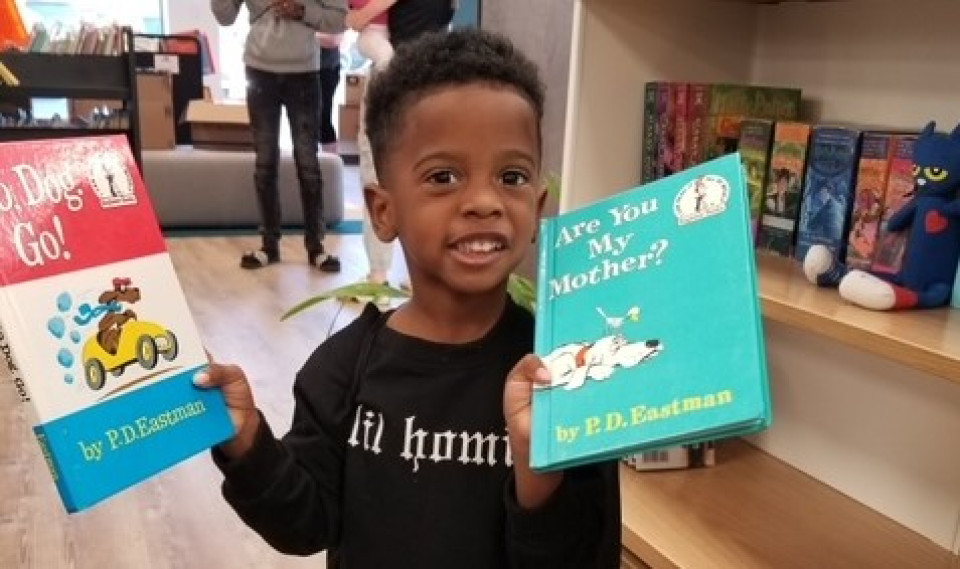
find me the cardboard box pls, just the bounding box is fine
[136,72,175,150]
[183,100,253,150]
[344,72,367,106]
[338,103,360,142]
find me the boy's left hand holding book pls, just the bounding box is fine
[194,363,260,459]
[504,354,564,510]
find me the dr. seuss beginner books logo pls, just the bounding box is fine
[540,174,731,392]
[1,147,134,268]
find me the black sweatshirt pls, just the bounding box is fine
[215,300,621,568]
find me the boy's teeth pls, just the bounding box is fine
[458,240,502,253]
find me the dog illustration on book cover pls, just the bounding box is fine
[541,306,663,390]
[49,277,182,392]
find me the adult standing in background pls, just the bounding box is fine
[348,0,455,293]
[211,0,347,272]
[317,32,343,153]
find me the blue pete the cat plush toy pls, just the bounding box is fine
[804,121,960,310]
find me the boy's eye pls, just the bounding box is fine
[426,170,460,185]
[924,167,949,181]
[500,169,530,187]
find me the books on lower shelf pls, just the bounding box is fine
[623,441,716,472]
[530,153,771,471]
[0,134,234,512]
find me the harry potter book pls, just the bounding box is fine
[530,153,771,471]
[0,135,234,512]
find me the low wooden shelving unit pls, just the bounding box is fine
[619,255,959,568]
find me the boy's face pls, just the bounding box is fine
[367,83,546,301]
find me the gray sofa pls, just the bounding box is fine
[141,147,344,229]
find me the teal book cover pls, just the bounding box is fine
[530,153,771,471]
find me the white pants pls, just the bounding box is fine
[356,24,393,71]
[357,64,396,280]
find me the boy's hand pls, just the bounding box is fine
[274,0,305,21]
[194,362,260,459]
[504,355,562,509]
[503,354,551,458]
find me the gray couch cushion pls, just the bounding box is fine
[141,147,344,228]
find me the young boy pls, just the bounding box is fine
[195,28,621,568]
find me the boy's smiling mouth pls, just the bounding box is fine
[450,234,509,264]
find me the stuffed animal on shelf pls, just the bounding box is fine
[803,121,960,310]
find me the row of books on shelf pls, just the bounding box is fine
[0,107,130,130]
[18,22,126,56]
[641,81,804,184]
[643,80,917,274]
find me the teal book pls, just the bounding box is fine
[0,135,234,512]
[530,153,771,471]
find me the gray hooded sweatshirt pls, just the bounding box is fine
[211,0,347,74]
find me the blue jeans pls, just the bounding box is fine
[245,66,325,257]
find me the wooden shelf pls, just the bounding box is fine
[620,439,955,569]
[757,255,960,385]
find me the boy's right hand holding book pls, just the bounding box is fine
[193,363,260,459]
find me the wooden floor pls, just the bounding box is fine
[0,233,403,569]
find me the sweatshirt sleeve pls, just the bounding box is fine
[213,305,381,555]
[210,0,243,26]
[302,0,348,33]
[504,462,622,568]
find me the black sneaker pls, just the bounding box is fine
[240,249,279,269]
[310,252,341,273]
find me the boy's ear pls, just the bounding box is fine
[363,184,398,242]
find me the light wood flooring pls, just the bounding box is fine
[0,232,405,569]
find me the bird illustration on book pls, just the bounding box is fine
[540,306,662,390]
[804,121,960,310]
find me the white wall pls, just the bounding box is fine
[164,1,224,93]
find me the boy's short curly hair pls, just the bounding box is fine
[365,28,546,181]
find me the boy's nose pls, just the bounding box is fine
[460,182,504,217]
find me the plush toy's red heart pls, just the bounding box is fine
[926,210,949,233]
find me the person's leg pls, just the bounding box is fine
[242,66,283,268]
[356,24,394,71]
[356,69,394,284]
[282,70,340,272]
[318,62,340,149]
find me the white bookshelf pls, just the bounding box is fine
[560,0,960,565]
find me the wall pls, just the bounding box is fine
[164,1,223,92]
[482,0,574,181]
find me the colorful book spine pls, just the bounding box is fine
[656,82,676,179]
[845,132,895,270]
[871,134,918,274]
[685,83,710,168]
[795,125,863,262]
[701,84,802,162]
[672,82,689,174]
[0,135,234,512]
[737,118,774,241]
[641,82,660,183]
[756,121,811,258]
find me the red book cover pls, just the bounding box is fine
[871,134,918,274]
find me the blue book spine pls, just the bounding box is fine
[795,126,863,262]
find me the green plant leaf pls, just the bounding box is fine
[281,281,410,321]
